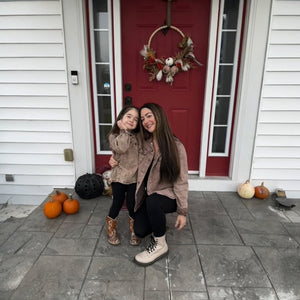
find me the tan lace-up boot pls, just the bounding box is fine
[129,217,141,246]
[134,234,168,266]
[106,216,120,245]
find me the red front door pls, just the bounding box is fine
[121,0,210,171]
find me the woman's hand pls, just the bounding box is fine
[174,215,186,230]
[109,156,118,168]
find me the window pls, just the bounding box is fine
[209,0,243,156]
[89,0,114,153]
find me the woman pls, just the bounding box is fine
[110,103,188,266]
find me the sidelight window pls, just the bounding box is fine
[209,0,243,156]
[89,0,114,153]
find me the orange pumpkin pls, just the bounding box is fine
[44,196,62,219]
[52,190,68,204]
[254,182,269,199]
[63,194,80,214]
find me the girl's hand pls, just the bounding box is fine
[109,156,118,168]
[117,120,127,130]
[174,215,186,230]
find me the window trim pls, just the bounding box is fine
[208,0,244,157]
[89,0,115,154]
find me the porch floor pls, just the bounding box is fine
[1,191,300,300]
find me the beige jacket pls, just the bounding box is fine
[109,130,138,184]
[135,137,188,216]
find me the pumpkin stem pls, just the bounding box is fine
[261,182,264,186]
[55,190,61,195]
[68,194,73,200]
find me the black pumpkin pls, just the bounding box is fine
[75,173,104,199]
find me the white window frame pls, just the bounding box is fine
[89,0,115,154]
[208,0,244,157]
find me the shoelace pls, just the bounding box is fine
[146,236,157,253]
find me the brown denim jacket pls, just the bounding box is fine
[135,137,188,216]
[109,130,138,184]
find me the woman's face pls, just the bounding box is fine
[140,108,156,133]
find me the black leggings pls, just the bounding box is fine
[109,182,136,219]
[134,193,177,238]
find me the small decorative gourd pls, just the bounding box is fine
[52,190,68,204]
[63,194,80,214]
[44,196,62,219]
[254,182,269,199]
[237,180,255,199]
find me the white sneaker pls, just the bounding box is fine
[134,235,168,266]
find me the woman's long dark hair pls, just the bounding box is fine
[109,105,139,135]
[139,103,180,183]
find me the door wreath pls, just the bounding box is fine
[140,25,201,85]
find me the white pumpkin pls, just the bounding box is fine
[237,180,255,199]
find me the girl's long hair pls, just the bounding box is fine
[139,103,180,183]
[109,105,139,135]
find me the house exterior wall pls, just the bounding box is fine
[1,0,299,205]
[251,0,300,198]
[0,0,75,204]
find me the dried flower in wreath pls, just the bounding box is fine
[140,25,202,85]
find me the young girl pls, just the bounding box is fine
[106,105,140,246]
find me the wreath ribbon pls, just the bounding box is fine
[140,25,201,85]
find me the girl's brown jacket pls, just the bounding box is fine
[109,130,138,184]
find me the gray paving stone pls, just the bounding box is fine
[207,287,235,300]
[17,211,65,232]
[168,245,206,292]
[172,291,209,299]
[144,290,170,300]
[78,280,108,299]
[43,237,97,256]
[254,247,300,300]
[63,211,92,223]
[0,217,24,246]
[82,280,143,300]
[188,193,227,216]
[87,211,107,226]
[190,214,243,245]
[1,192,296,299]
[81,225,102,238]
[198,245,272,288]
[217,192,243,207]
[145,257,170,291]
[282,223,300,244]
[166,213,194,245]
[0,231,52,256]
[224,206,255,221]
[54,222,86,238]
[0,255,37,295]
[10,256,90,300]
[233,219,288,235]
[240,233,299,248]
[232,287,278,300]
[86,256,144,281]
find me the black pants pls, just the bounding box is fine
[134,193,177,238]
[109,182,136,219]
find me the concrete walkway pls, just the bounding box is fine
[0,191,300,300]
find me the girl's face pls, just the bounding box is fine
[121,108,139,131]
[140,108,156,133]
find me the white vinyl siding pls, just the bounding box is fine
[0,0,74,204]
[251,0,300,198]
